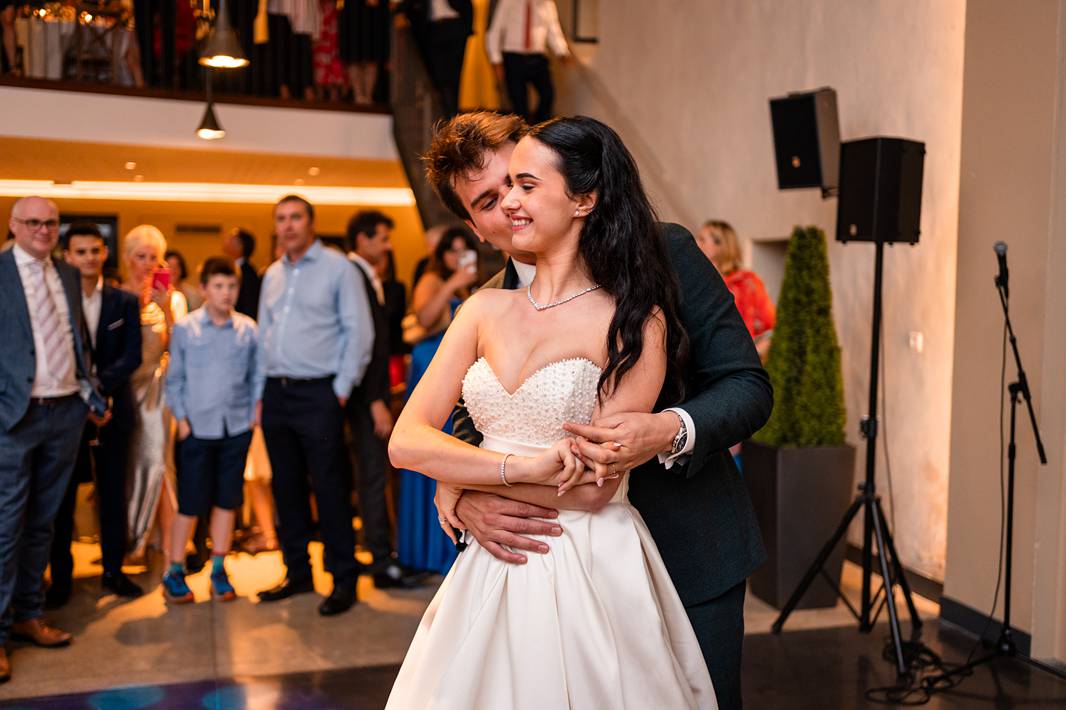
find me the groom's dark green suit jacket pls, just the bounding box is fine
[452,223,770,607]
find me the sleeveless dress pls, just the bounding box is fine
[385,357,717,709]
[125,293,185,556]
[397,298,463,575]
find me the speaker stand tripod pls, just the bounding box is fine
[770,239,921,677]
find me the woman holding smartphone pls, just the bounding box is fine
[121,225,188,561]
[397,225,480,575]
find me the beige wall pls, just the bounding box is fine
[946,0,1066,659]
[0,197,427,294]
[554,0,966,581]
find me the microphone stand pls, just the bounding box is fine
[925,260,1047,687]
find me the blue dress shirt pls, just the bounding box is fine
[167,308,259,440]
[256,239,374,400]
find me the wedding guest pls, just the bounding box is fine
[395,0,472,116]
[49,224,144,609]
[396,225,478,575]
[0,197,108,682]
[410,224,445,288]
[313,0,346,102]
[222,228,262,319]
[338,0,389,104]
[122,226,187,561]
[378,250,409,382]
[1,0,16,76]
[486,0,571,123]
[696,220,776,362]
[346,212,424,588]
[163,258,257,603]
[165,249,204,311]
[238,431,279,554]
[255,195,373,616]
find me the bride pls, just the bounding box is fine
[387,116,717,708]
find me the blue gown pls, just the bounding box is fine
[397,299,461,575]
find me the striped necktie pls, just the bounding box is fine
[27,259,75,385]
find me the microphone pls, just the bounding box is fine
[994,241,1008,298]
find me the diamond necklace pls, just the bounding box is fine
[526,280,602,311]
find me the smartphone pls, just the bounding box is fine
[151,266,171,291]
[458,249,477,271]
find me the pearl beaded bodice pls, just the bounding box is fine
[461,357,601,450]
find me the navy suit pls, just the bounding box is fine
[0,248,105,642]
[51,284,142,587]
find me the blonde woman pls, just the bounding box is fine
[695,220,776,362]
[121,225,187,559]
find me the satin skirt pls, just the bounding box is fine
[125,364,174,557]
[386,440,717,710]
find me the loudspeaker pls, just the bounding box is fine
[769,88,840,194]
[836,137,925,244]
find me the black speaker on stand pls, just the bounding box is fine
[770,87,840,197]
[770,136,926,678]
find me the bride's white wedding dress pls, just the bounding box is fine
[385,357,717,709]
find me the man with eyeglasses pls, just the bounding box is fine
[0,197,107,683]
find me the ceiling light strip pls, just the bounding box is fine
[0,180,415,206]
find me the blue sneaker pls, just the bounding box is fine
[210,567,236,602]
[163,569,194,603]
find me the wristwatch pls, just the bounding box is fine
[669,414,688,456]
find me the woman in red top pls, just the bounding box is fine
[696,220,775,363]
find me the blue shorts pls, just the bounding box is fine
[175,431,252,517]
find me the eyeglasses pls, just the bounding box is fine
[14,217,60,232]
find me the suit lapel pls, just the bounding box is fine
[0,249,33,340]
[98,285,119,345]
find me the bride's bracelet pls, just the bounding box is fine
[499,453,514,487]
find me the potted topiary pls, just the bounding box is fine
[744,225,856,609]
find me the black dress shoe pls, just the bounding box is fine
[258,577,314,602]
[373,563,430,589]
[102,572,144,598]
[318,583,357,616]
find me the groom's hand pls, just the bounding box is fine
[564,411,681,478]
[456,491,562,565]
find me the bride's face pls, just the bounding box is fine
[502,137,586,254]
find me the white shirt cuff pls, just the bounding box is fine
[657,407,695,470]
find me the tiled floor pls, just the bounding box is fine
[3,540,1062,709]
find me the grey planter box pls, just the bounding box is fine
[743,440,856,610]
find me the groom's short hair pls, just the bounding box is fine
[423,111,528,221]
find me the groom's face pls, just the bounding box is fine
[452,142,536,263]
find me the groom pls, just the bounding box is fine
[423,112,771,709]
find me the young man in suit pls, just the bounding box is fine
[345,211,426,589]
[0,198,108,682]
[48,223,144,608]
[422,113,771,709]
[222,228,261,320]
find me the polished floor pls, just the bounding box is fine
[2,540,1063,709]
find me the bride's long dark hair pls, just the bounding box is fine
[527,116,688,403]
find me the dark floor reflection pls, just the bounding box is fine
[6,621,1065,709]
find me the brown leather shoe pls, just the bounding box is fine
[10,618,71,648]
[0,648,10,683]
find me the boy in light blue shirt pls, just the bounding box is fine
[164,257,259,603]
